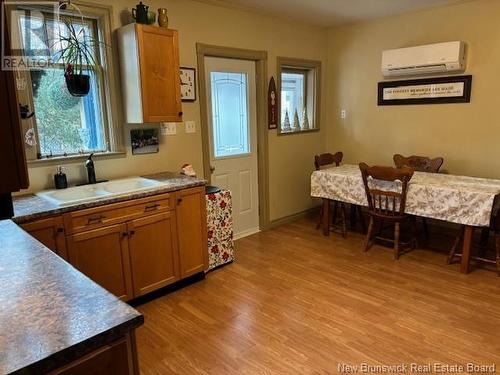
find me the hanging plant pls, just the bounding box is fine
[52,6,107,97]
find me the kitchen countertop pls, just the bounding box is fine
[0,220,144,374]
[13,172,206,224]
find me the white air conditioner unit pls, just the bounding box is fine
[381,41,466,77]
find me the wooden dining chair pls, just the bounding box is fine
[314,152,348,237]
[393,154,444,173]
[359,163,417,259]
[393,154,444,240]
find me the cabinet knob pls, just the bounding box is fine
[177,198,183,205]
[178,111,183,117]
[129,230,136,236]
[57,227,64,233]
[122,232,128,237]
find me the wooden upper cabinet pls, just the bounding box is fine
[0,0,29,193]
[67,223,134,301]
[127,211,180,297]
[21,217,68,260]
[117,24,182,123]
[175,187,208,278]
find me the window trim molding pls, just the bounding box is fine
[276,56,321,136]
[13,1,124,162]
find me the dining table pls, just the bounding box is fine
[311,164,500,274]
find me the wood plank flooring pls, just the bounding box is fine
[135,217,500,374]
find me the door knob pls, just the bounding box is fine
[210,165,215,174]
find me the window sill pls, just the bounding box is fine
[27,151,127,167]
[277,128,320,136]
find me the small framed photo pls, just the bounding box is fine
[131,128,159,155]
[180,67,196,102]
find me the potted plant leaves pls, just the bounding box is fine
[53,17,104,97]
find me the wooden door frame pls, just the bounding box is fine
[197,43,269,229]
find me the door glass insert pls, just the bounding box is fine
[210,71,250,158]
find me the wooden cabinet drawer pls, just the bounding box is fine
[64,193,173,234]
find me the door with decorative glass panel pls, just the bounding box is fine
[204,57,259,239]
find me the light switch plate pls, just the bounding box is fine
[161,122,177,136]
[340,109,347,119]
[185,121,196,133]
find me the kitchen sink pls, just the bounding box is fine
[101,177,163,194]
[37,177,165,206]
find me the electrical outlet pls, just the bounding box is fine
[161,122,177,136]
[185,121,196,133]
[340,109,347,119]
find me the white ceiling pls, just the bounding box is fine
[193,0,472,27]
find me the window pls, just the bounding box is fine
[210,71,250,158]
[12,4,118,160]
[277,57,321,134]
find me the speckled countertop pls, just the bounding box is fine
[13,172,206,224]
[0,220,144,374]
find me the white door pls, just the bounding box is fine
[204,57,259,239]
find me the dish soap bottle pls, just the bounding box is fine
[54,166,68,189]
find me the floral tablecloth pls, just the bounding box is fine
[206,189,234,270]
[311,164,500,227]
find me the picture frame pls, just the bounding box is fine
[378,75,472,106]
[130,128,159,155]
[180,67,196,102]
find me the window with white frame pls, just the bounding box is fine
[278,58,321,134]
[12,5,115,159]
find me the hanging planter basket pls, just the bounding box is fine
[54,2,107,98]
[64,72,90,97]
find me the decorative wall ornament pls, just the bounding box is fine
[378,75,472,105]
[24,128,37,147]
[267,76,277,129]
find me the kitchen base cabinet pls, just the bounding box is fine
[19,186,208,301]
[21,217,68,260]
[176,187,209,278]
[49,332,139,375]
[128,211,180,297]
[67,224,134,301]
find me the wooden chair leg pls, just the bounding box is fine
[411,216,418,249]
[422,217,429,242]
[340,203,347,238]
[394,222,400,260]
[316,200,324,230]
[357,206,366,234]
[447,226,464,264]
[332,201,339,227]
[321,199,331,236]
[365,216,374,252]
[479,227,490,257]
[495,232,500,277]
[349,204,357,231]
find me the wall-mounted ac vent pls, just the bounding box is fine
[382,41,466,77]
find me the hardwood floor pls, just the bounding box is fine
[135,217,500,374]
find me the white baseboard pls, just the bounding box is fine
[233,227,261,240]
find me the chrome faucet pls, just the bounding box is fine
[85,153,97,184]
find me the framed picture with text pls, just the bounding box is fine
[180,67,196,102]
[378,75,472,105]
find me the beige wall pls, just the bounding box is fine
[24,0,329,222]
[326,0,500,178]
